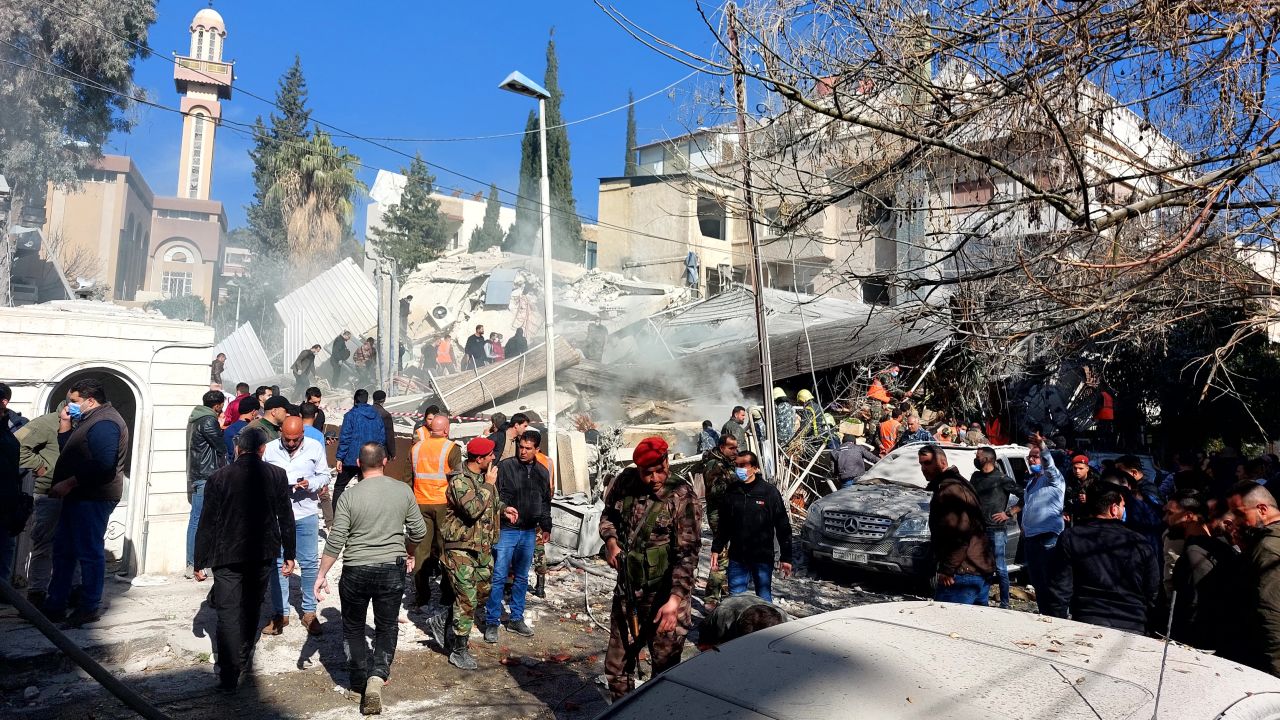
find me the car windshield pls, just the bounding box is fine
[859,444,981,489]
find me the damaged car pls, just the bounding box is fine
[800,442,1029,584]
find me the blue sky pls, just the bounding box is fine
[108,1,721,237]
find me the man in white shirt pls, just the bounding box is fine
[262,416,331,636]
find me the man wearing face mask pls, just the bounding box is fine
[16,388,81,606]
[1042,483,1159,632]
[969,447,1022,609]
[1017,432,1066,613]
[44,378,129,627]
[866,364,911,427]
[1228,481,1280,675]
[709,451,792,601]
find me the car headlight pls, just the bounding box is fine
[893,514,929,537]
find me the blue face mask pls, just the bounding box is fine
[1029,463,1042,475]
[734,468,749,481]
[67,402,82,421]
[1121,507,1128,522]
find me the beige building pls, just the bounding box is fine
[365,169,517,258]
[39,7,232,314]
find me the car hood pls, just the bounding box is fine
[814,483,930,519]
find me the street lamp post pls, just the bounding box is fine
[500,71,558,477]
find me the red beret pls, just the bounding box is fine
[1072,455,1090,465]
[467,436,496,457]
[633,436,669,468]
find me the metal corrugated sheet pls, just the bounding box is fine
[485,268,518,307]
[212,322,276,387]
[274,258,378,372]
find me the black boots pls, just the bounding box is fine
[448,634,478,670]
[533,574,546,599]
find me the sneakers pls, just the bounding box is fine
[483,624,499,644]
[261,614,289,636]
[425,614,446,649]
[301,611,322,636]
[360,676,384,715]
[506,619,534,637]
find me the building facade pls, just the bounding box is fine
[39,7,232,314]
[365,169,517,260]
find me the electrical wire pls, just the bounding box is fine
[5,21,836,272]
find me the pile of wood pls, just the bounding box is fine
[427,336,581,415]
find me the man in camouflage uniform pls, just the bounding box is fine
[600,436,703,701]
[700,433,738,604]
[428,436,512,670]
[867,365,911,426]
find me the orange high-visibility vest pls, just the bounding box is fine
[412,435,455,505]
[413,425,429,445]
[536,451,555,493]
[867,378,891,403]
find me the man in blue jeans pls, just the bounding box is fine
[709,451,793,601]
[485,430,551,643]
[262,417,331,636]
[44,378,130,627]
[186,390,228,579]
[921,444,994,605]
[970,447,1023,608]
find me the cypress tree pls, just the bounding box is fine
[372,153,449,271]
[506,31,584,262]
[469,184,506,252]
[624,89,639,176]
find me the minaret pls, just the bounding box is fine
[173,5,232,200]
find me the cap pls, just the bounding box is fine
[264,396,289,412]
[467,436,496,457]
[1072,455,1091,465]
[632,436,669,469]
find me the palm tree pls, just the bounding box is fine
[267,130,364,278]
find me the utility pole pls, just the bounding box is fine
[728,2,779,479]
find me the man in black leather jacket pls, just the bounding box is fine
[186,390,228,578]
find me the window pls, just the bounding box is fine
[79,169,116,183]
[209,33,219,61]
[157,208,209,221]
[862,277,891,305]
[697,194,726,240]
[161,271,193,298]
[760,206,781,238]
[585,241,598,270]
[188,112,206,197]
[195,30,205,60]
[951,179,995,213]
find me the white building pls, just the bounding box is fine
[365,169,516,258]
[1,302,215,577]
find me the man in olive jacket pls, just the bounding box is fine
[186,390,227,577]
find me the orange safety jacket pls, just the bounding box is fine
[867,378,891,403]
[412,435,455,505]
[1096,391,1115,421]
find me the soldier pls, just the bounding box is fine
[599,436,703,700]
[700,433,738,605]
[772,388,797,447]
[427,436,511,670]
[867,365,911,426]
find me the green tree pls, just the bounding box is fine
[468,184,506,252]
[246,56,311,254]
[147,295,207,322]
[506,32,585,263]
[372,153,449,271]
[267,130,364,280]
[0,0,158,304]
[624,89,639,176]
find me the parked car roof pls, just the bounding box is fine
[599,601,1280,720]
[860,443,1028,489]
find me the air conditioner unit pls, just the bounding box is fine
[427,304,457,331]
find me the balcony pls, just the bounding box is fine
[173,56,233,99]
